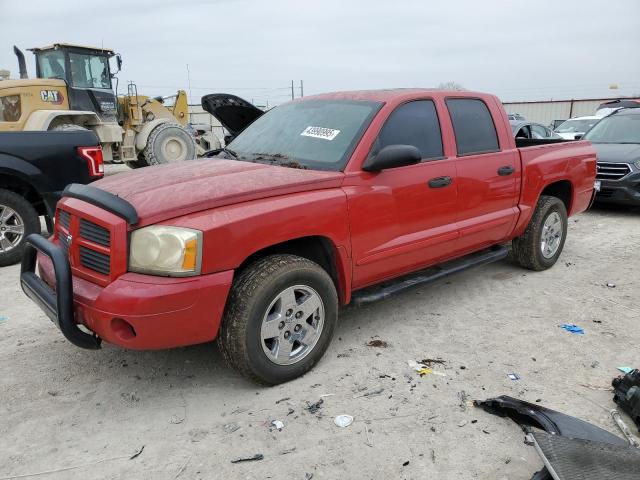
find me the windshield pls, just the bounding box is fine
[555,118,599,133]
[227,99,381,170]
[583,113,640,144]
[69,52,111,89]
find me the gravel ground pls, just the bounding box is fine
[1,181,638,479]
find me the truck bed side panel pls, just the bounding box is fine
[511,140,596,238]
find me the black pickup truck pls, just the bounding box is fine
[0,131,103,266]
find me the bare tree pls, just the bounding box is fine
[438,81,465,91]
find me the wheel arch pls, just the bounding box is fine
[0,169,46,216]
[22,110,101,131]
[236,235,351,305]
[539,179,573,213]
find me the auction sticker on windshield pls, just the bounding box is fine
[301,126,341,141]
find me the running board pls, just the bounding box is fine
[351,245,509,306]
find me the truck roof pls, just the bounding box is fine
[28,43,116,56]
[302,88,495,103]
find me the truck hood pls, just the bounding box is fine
[592,143,640,164]
[93,159,344,226]
[200,94,264,136]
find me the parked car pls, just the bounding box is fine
[596,99,640,118]
[187,122,222,153]
[550,119,567,130]
[0,131,103,265]
[554,116,601,139]
[583,107,640,205]
[511,121,563,140]
[507,113,525,121]
[20,89,596,384]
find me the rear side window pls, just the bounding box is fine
[446,98,499,155]
[372,100,443,160]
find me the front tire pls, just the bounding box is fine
[512,195,568,271]
[218,254,338,385]
[0,189,40,267]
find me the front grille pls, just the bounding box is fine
[79,246,111,275]
[596,162,631,181]
[79,219,110,247]
[58,232,70,253]
[58,210,70,230]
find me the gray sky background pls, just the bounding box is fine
[1,0,639,106]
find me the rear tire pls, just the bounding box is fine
[51,124,89,132]
[142,123,196,166]
[0,189,40,267]
[217,254,338,385]
[512,195,567,271]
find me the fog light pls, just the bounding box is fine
[111,318,136,341]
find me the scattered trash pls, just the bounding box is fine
[612,368,640,431]
[458,420,468,427]
[275,397,290,404]
[286,408,295,416]
[366,339,388,348]
[231,454,264,464]
[306,399,324,414]
[270,420,284,431]
[402,460,410,467]
[421,358,446,366]
[559,323,584,335]
[610,409,640,448]
[304,474,314,480]
[407,360,446,377]
[129,446,145,460]
[279,447,296,455]
[593,319,603,324]
[223,423,241,433]
[169,415,185,424]
[591,361,599,368]
[618,367,634,375]
[320,393,335,398]
[334,415,354,428]
[458,390,471,411]
[507,373,520,381]
[355,387,385,398]
[607,283,616,288]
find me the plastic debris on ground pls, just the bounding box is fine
[607,283,616,288]
[618,367,634,374]
[306,399,324,414]
[270,420,284,431]
[231,454,264,463]
[334,415,354,428]
[559,323,585,335]
[507,373,520,381]
[407,360,446,377]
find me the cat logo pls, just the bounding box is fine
[40,90,65,105]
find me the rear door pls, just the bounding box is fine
[345,99,459,288]
[446,98,519,252]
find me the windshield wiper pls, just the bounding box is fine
[250,153,308,169]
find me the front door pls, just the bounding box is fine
[344,99,460,289]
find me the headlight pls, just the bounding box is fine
[634,160,640,170]
[129,226,202,276]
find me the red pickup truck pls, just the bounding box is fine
[21,89,597,384]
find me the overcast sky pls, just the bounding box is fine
[1,0,638,106]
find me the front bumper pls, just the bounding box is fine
[596,172,640,206]
[21,234,234,350]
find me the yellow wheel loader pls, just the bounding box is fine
[0,44,197,168]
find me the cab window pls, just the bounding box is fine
[446,98,500,155]
[69,53,111,89]
[0,95,21,122]
[37,50,66,80]
[371,100,444,160]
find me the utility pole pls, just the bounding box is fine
[291,80,295,100]
[186,64,193,106]
[300,80,304,97]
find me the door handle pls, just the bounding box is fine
[497,165,515,176]
[428,176,452,188]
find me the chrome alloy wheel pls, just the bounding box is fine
[260,285,325,366]
[0,205,25,253]
[540,211,563,259]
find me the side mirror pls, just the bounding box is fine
[574,134,583,140]
[362,145,421,172]
[115,54,123,73]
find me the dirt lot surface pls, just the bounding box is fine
[1,182,638,479]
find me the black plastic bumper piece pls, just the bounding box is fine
[613,369,640,431]
[351,245,509,305]
[20,233,101,349]
[62,183,139,225]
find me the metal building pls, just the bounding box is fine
[502,96,640,126]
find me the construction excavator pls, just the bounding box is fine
[0,43,198,168]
